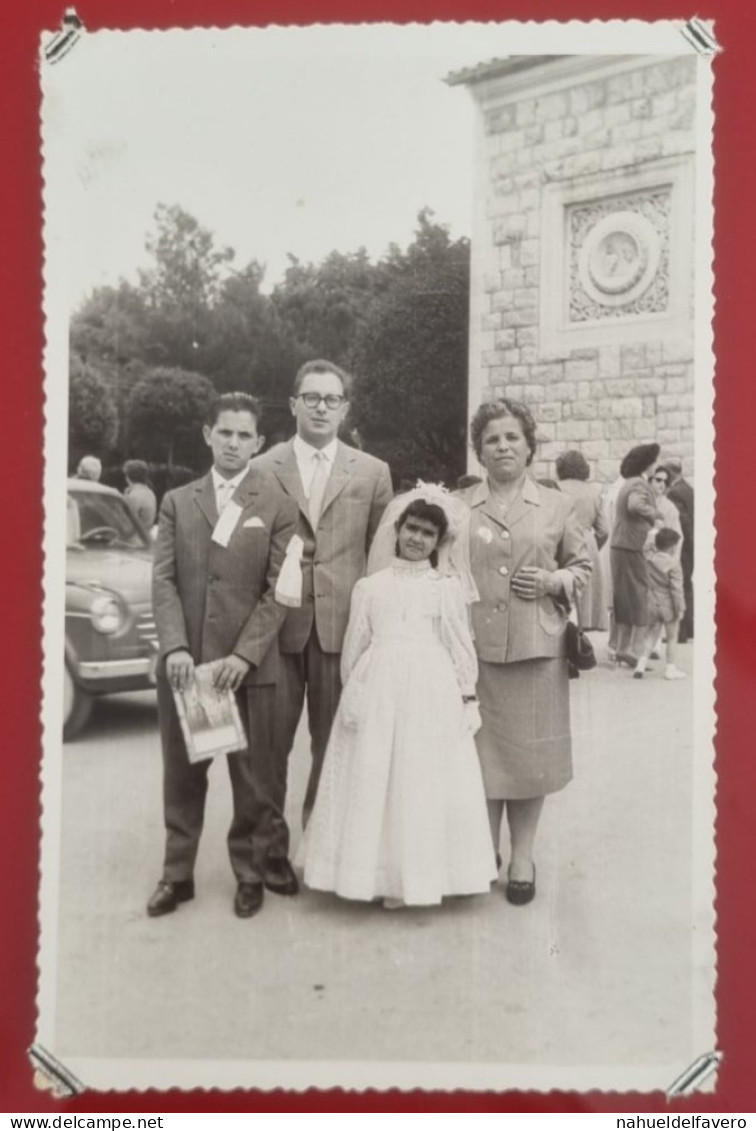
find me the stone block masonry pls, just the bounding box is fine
[455,55,698,482]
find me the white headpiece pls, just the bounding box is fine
[367,480,478,604]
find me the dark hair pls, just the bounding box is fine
[292,359,352,398]
[655,526,681,553]
[456,473,483,490]
[619,443,660,479]
[555,450,590,482]
[395,499,449,567]
[123,459,150,485]
[470,398,537,465]
[205,392,263,428]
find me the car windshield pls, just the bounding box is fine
[67,490,150,550]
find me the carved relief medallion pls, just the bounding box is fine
[568,189,671,322]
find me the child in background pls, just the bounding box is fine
[634,527,686,681]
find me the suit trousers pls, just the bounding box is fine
[157,674,289,885]
[274,630,343,821]
[679,544,694,642]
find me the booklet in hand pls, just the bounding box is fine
[172,662,248,763]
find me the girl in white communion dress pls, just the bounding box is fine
[299,486,497,908]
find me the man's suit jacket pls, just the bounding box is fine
[255,439,393,654]
[666,477,694,565]
[152,468,298,685]
[456,477,591,665]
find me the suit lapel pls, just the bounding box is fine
[505,475,541,530]
[469,475,540,530]
[231,467,260,513]
[271,440,308,517]
[193,474,217,528]
[318,441,352,520]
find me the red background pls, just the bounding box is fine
[1,0,753,1113]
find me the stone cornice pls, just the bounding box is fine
[446,54,672,107]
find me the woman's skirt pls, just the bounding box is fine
[610,547,649,626]
[475,658,572,800]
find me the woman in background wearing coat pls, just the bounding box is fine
[456,400,591,906]
[555,449,608,631]
[609,443,662,665]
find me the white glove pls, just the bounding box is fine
[463,700,482,737]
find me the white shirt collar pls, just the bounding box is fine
[211,465,249,494]
[293,434,338,466]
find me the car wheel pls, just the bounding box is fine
[63,662,93,741]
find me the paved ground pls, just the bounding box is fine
[52,635,712,1089]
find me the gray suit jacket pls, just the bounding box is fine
[457,476,591,664]
[255,439,393,654]
[152,468,299,685]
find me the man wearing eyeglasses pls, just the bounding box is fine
[257,359,393,831]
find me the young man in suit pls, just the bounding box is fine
[148,393,299,920]
[255,360,393,826]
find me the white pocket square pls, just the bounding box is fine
[243,516,265,528]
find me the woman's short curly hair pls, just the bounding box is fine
[555,449,590,482]
[470,398,538,465]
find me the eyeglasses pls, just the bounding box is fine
[652,475,669,485]
[296,393,346,410]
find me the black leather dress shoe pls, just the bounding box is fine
[264,858,300,896]
[147,879,195,917]
[234,881,264,918]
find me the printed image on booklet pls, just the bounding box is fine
[172,663,248,763]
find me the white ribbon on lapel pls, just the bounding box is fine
[275,534,304,608]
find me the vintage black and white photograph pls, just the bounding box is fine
[38,20,716,1092]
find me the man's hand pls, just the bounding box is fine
[212,654,251,693]
[166,649,195,691]
[511,566,558,601]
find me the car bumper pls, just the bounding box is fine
[78,656,156,682]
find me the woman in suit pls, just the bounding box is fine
[456,399,591,905]
[555,449,609,631]
[609,443,662,665]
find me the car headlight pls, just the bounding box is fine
[90,595,123,635]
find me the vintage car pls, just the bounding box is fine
[64,479,157,739]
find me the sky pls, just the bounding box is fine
[42,20,690,312]
[44,23,503,309]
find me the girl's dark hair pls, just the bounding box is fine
[655,526,681,553]
[395,499,449,567]
[555,450,590,482]
[470,398,537,464]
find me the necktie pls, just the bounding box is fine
[216,481,232,514]
[308,452,329,529]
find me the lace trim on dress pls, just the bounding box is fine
[389,556,436,576]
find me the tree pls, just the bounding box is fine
[68,354,119,469]
[140,203,235,313]
[127,367,217,469]
[350,211,471,486]
[271,248,386,369]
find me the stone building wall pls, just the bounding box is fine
[450,55,698,481]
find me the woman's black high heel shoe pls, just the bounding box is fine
[506,864,536,906]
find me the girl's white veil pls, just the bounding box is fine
[367,481,479,604]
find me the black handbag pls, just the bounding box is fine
[565,606,597,680]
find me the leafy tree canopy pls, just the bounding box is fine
[127,367,217,468]
[350,210,470,485]
[70,205,471,482]
[68,354,119,468]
